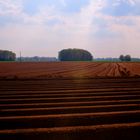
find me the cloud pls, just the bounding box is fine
[101,0,140,16]
[0,0,23,16]
[0,0,140,58]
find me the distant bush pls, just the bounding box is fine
[119,55,131,62]
[0,50,16,61]
[59,48,93,61]
[125,55,131,61]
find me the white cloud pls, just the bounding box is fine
[0,0,140,57]
[0,0,23,16]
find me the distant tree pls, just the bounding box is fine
[125,55,131,62]
[0,50,16,61]
[59,48,93,61]
[119,55,125,61]
[119,54,131,62]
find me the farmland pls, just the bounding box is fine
[0,62,140,79]
[0,62,140,139]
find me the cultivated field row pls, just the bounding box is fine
[0,62,140,79]
[0,78,140,139]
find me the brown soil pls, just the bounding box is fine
[0,62,140,79]
[0,78,140,139]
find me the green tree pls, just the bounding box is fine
[125,55,131,62]
[59,48,93,61]
[119,54,131,62]
[0,50,16,61]
[119,55,124,61]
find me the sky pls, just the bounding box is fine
[0,0,140,58]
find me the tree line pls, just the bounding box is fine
[17,56,58,62]
[59,48,133,62]
[0,50,16,61]
[0,49,138,62]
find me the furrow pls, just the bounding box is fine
[0,104,140,117]
[0,122,140,140]
[0,110,140,130]
[0,95,140,104]
[0,99,140,109]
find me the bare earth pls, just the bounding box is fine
[0,62,140,140]
[0,62,140,79]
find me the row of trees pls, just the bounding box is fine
[0,50,16,61]
[17,56,58,62]
[59,49,133,62]
[59,49,93,61]
[0,49,134,62]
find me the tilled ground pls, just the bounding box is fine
[0,78,140,140]
[0,62,140,79]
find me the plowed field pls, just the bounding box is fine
[0,62,140,139]
[0,62,140,79]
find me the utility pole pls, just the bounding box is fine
[20,51,22,62]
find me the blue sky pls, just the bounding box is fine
[0,0,140,58]
[23,0,90,15]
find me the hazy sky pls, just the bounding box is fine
[0,0,140,58]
